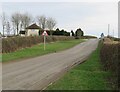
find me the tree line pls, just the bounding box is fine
[1,12,57,36]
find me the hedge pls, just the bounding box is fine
[2,36,74,53]
[100,42,120,90]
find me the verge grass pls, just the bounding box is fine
[2,39,84,62]
[47,42,111,90]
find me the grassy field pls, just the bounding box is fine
[47,42,111,90]
[2,39,84,62]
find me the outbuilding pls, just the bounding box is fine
[25,23,41,36]
[19,23,41,36]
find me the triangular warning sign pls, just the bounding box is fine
[42,30,48,36]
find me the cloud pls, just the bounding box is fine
[1,2,118,37]
[57,2,118,37]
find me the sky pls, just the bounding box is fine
[0,1,118,37]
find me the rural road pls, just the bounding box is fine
[2,39,99,90]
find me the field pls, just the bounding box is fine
[47,42,111,90]
[2,39,84,62]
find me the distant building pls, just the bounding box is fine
[19,23,41,36]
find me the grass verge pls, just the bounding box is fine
[2,39,84,62]
[47,42,111,90]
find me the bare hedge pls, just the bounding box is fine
[100,42,120,90]
[2,36,74,53]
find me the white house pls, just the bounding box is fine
[19,23,41,36]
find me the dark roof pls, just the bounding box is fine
[26,23,41,29]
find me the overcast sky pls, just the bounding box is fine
[1,2,118,37]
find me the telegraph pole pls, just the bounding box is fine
[113,29,114,37]
[108,24,110,36]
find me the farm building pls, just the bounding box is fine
[19,23,41,36]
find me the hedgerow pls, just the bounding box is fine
[100,42,120,90]
[2,36,74,53]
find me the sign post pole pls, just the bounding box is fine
[44,35,46,50]
[42,30,48,51]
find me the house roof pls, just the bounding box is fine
[26,23,41,29]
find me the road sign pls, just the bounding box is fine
[42,30,48,36]
[42,30,48,50]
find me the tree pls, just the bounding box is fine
[56,28,60,31]
[0,32,2,37]
[6,21,11,36]
[37,15,47,30]
[75,28,84,39]
[46,17,57,36]
[12,22,16,35]
[71,30,75,36]
[11,13,21,35]
[20,13,32,29]
[1,12,6,36]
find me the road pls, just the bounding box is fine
[2,39,99,90]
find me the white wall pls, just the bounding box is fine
[27,29,39,36]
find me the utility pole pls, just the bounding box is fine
[108,24,110,36]
[113,29,114,37]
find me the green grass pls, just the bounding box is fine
[2,39,84,62]
[47,42,111,90]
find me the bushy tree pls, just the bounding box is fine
[52,29,70,36]
[0,32,2,36]
[71,30,75,36]
[56,28,60,31]
[75,28,84,39]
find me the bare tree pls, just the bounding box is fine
[12,23,16,35]
[20,13,32,29]
[11,13,21,35]
[6,21,11,36]
[46,17,57,36]
[1,12,6,36]
[37,15,47,30]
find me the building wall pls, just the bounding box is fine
[26,29,39,36]
[20,34,26,37]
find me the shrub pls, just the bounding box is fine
[75,28,84,39]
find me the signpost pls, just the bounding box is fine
[42,30,48,50]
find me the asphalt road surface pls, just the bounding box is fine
[2,39,99,90]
